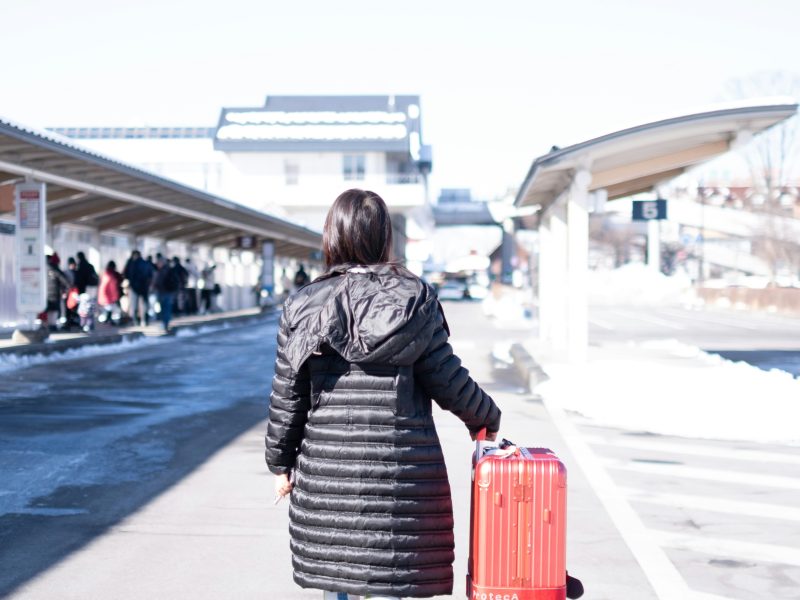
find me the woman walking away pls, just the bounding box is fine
[266,189,501,599]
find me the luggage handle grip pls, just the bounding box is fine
[474,428,488,466]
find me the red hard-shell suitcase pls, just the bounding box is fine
[467,438,567,600]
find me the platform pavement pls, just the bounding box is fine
[5,301,657,599]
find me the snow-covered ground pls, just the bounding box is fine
[587,263,697,306]
[0,322,233,374]
[530,339,800,444]
[481,287,533,324]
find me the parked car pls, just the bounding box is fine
[436,278,471,301]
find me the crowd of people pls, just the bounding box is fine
[44,250,221,333]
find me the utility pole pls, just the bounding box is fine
[698,185,706,286]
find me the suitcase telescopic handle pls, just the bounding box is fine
[476,428,487,441]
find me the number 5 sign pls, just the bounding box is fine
[632,199,667,221]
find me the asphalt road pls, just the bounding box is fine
[0,317,279,597]
[571,417,800,600]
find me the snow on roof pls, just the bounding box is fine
[216,123,408,142]
[225,111,407,125]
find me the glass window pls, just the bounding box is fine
[343,155,365,181]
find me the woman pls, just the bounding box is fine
[266,189,501,599]
[98,260,123,324]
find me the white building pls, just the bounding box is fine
[51,95,434,270]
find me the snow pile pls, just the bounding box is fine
[535,339,800,443]
[587,263,697,306]
[0,336,162,374]
[482,288,531,324]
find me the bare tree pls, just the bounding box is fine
[724,71,800,196]
[724,71,800,281]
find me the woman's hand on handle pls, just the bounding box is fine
[471,428,497,442]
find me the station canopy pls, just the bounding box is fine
[0,117,321,257]
[515,100,799,213]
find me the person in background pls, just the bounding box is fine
[98,260,123,325]
[77,290,97,333]
[184,257,199,315]
[280,267,292,301]
[74,251,99,294]
[198,262,217,314]
[45,253,70,330]
[153,256,180,332]
[293,263,310,289]
[147,252,163,319]
[64,257,80,329]
[124,250,154,326]
[171,256,189,315]
[64,256,77,286]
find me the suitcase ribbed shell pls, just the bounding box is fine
[467,447,567,600]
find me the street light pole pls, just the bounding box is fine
[698,185,706,287]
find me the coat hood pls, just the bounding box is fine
[281,264,445,372]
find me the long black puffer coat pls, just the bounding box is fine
[265,263,501,597]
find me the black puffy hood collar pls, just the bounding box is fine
[281,263,446,372]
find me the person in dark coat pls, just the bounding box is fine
[266,189,501,599]
[152,256,180,332]
[73,251,99,294]
[170,256,189,315]
[45,253,70,328]
[124,250,154,326]
[293,264,310,289]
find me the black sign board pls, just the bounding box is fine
[632,199,667,221]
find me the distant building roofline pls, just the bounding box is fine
[48,126,215,140]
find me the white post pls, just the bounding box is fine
[647,218,661,273]
[13,180,48,341]
[567,171,591,363]
[260,240,275,307]
[537,214,552,348]
[548,199,569,357]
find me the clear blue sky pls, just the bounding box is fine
[2,0,799,198]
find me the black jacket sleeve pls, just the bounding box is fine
[265,304,311,475]
[414,305,501,435]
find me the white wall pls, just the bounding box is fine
[0,225,16,327]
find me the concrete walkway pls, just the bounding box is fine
[5,301,656,599]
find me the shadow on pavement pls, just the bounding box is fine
[0,397,264,597]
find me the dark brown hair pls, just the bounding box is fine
[322,189,393,269]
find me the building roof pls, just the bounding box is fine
[0,117,321,257]
[515,100,799,211]
[214,95,423,153]
[48,126,215,140]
